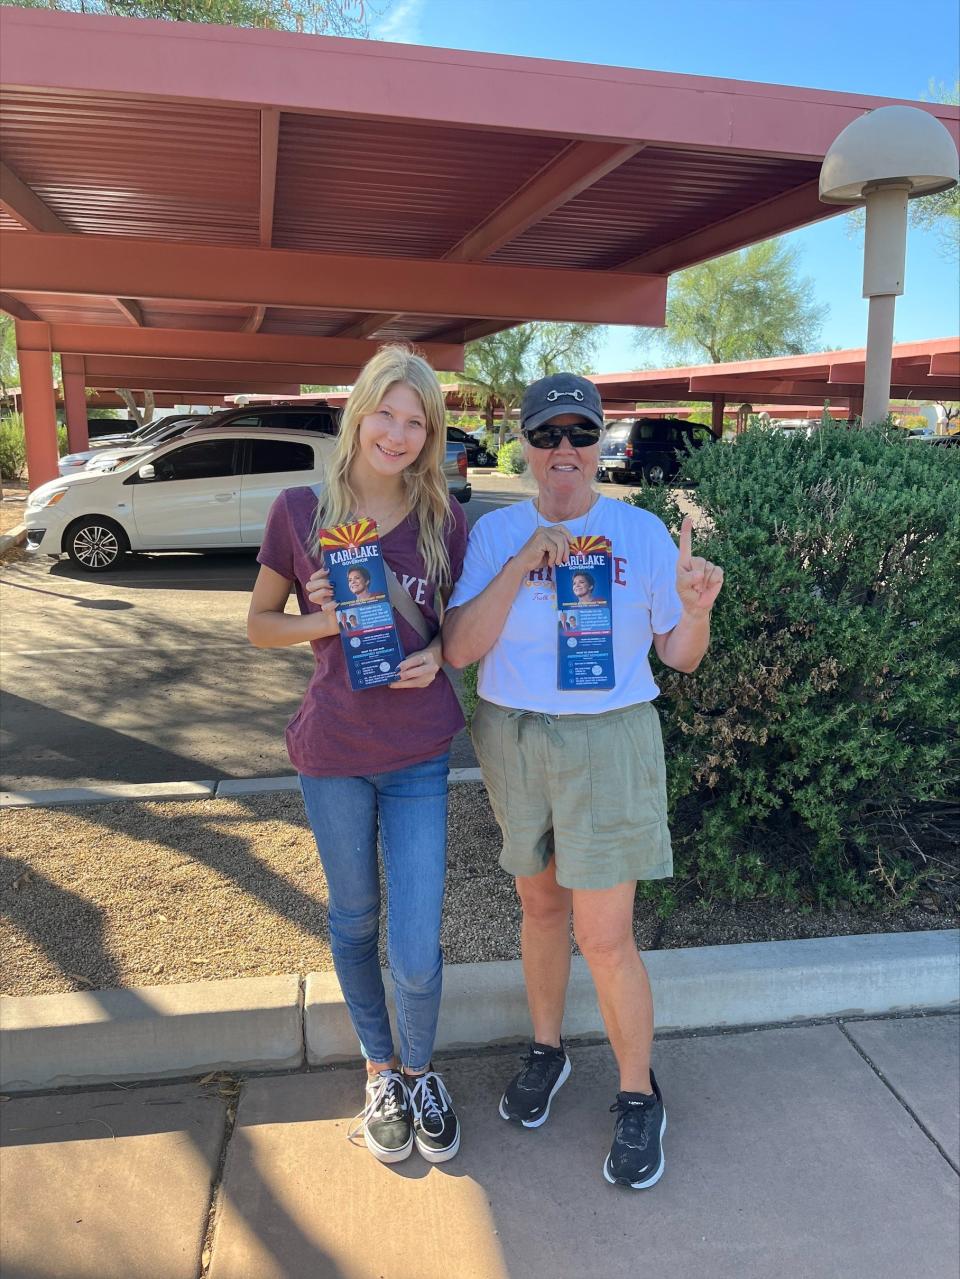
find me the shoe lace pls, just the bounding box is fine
[517,1046,560,1093]
[609,1096,655,1151]
[410,1071,452,1126]
[347,1071,409,1143]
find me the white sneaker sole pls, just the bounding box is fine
[603,1109,667,1189]
[364,1128,414,1164]
[415,1125,461,1163]
[498,1055,571,1129]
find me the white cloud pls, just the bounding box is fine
[373,0,426,44]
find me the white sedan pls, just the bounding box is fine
[25,425,334,571]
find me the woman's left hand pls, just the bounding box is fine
[390,647,440,690]
[676,516,724,615]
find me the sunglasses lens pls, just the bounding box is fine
[525,425,601,449]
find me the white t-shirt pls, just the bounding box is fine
[449,495,684,714]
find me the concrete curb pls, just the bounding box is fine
[3,931,954,1090]
[304,929,960,1063]
[0,523,26,554]
[1,780,219,808]
[1,771,484,808]
[0,974,303,1091]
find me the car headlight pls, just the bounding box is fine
[27,489,68,511]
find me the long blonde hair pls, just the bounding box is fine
[311,345,453,588]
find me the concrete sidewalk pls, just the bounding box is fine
[2,1014,957,1279]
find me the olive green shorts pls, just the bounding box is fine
[470,698,673,891]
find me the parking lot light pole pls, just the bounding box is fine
[819,105,958,427]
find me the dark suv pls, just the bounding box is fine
[203,403,341,436]
[446,425,496,468]
[597,418,716,485]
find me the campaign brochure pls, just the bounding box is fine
[319,519,405,691]
[554,535,615,691]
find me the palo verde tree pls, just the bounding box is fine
[637,237,826,366]
[0,0,378,37]
[456,322,603,447]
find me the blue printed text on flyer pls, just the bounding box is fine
[319,519,405,691]
[555,535,615,690]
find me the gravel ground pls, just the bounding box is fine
[2,785,954,998]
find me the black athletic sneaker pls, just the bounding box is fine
[349,1070,413,1164]
[409,1070,460,1163]
[603,1069,666,1189]
[499,1041,571,1128]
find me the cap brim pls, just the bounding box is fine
[522,404,605,433]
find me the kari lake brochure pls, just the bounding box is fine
[554,535,615,691]
[319,519,405,691]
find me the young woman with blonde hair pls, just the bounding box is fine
[248,345,466,1165]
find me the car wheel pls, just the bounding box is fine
[64,517,130,572]
[643,463,666,485]
[476,451,493,467]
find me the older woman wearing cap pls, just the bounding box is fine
[443,372,722,1190]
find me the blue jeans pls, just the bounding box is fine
[299,753,449,1072]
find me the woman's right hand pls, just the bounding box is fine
[305,565,336,613]
[512,524,573,575]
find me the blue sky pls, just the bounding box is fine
[373,0,959,373]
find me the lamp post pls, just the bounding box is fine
[820,105,958,427]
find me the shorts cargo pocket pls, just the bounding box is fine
[587,706,664,836]
[470,700,510,827]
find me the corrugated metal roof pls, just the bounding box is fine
[0,90,260,245]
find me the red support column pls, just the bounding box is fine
[711,394,726,438]
[15,324,60,490]
[61,353,89,452]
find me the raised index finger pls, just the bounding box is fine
[678,516,694,568]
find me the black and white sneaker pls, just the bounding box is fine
[348,1070,413,1164]
[498,1041,571,1128]
[409,1070,460,1163]
[603,1069,666,1189]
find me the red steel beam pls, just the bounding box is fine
[85,376,302,394]
[620,181,832,274]
[0,159,71,233]
[0,292,40,322]
[1,232,667,326]
[112,297,144,326]
[336,142,641,342]
[35,321,464,370]
[688,376,958,398]
[928,352,960,379]
[84,356,363,384]
[260,108,279,248]
[5,9,956,162]
[447,141,643,262]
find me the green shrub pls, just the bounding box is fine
[0,414,26,480]
[460,661,479,723]
[496,439,526,475]
[626,421,960,909]
[0,415,69,479]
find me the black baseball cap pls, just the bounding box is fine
[521,373,604,434]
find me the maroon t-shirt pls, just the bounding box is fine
[257,486,467,777]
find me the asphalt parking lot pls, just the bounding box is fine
[0,479,534,792]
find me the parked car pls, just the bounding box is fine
[447,425,496,468]
[905,433,959,447]
[60,416,205,476]
[445,442,472,504]
[596,418,716,485]
[58,414,203,475]
[25,427,337,571]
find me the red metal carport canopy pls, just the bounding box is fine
[590,337,960,433]
[2,8,958,482]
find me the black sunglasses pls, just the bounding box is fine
[523,422,603,449]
